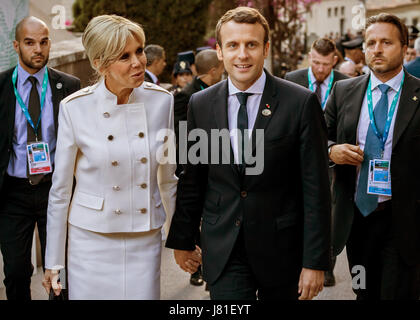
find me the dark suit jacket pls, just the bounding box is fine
[285,68,349,90]
[324,71,420,266]
[0,66,81,188]
[405,57,420,79]
[144,70,155,84]
[166,71,331,286]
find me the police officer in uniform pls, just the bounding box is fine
[168,60,193,95]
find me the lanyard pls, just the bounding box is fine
[12,66,49,140]
[308,69,334,110]
[366,73,404,156]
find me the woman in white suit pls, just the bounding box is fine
[41,15,190,299]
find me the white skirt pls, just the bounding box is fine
[67,223,162,300]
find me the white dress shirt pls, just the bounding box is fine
[227,71,266,164]
[355,68,404,202]
[308,67,332,106]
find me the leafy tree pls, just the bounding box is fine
[72,0,212,82]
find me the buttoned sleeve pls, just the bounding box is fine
[45,100,78,269]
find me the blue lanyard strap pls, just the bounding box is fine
[307,69,334,110]
[12,66,49,139]
[366,73,404,153]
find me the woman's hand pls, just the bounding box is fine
[43,269,62,296]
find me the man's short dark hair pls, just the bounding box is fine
[311,38,337,56]
[365,13,409,47]
[216,6,270,46]
[144,44,165,67]
[195,49,221,75]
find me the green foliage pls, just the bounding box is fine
[72,0,212,82]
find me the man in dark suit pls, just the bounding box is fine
[144,44,166,85]
[285,37,348,287]
[405,37,420,78]
[285,37,349,111]
[325,13,420,300]
[166,7,331,300]
[0,16,80,300]
[173,49,224,287]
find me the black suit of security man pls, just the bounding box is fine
[325,71,420,299]
[0,66,80,300]
[285,68,349,93]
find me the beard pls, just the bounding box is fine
[367,54,403,75]
[20,51,49,71]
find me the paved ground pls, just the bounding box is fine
[0,243,355,300]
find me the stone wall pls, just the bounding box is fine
[49,36,95,88]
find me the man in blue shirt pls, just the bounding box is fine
[0,16,80,300]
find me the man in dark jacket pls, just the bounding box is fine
[285,37,349,287]
[0,16,80,300]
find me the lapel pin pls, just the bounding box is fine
[262,109,271,116]
[56,82,62,89]
[413,96,418,101]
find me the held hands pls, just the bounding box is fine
[174,245,202,274]
[298,268,325,300]
[43,269,62,296]
[330,144,363,166]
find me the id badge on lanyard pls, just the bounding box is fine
[365,73,404,196]
[26,141,52,174]
[12,66,51,175]
[367,159,391,196]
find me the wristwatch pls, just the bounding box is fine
[328,145,334,159]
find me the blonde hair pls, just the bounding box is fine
[82,15,145,79]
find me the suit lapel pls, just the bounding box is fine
[392,72,420,149]
[211,81,237,173]
[344,74,369,144]
[48,68,64,132]
[7,69,16,146]
[212,80,230,131]
[250,72,278,155]
[301,69,309,88]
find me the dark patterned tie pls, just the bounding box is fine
[236,92,253,170]
[27,76,44,185]
[315,81,323,104]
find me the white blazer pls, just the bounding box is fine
[45,80,177,269]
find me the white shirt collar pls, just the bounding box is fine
[308,67,332,86]
[228,70,266,96]
[370,67,404,93]
[145,69,158,84]
[345,57,356,64]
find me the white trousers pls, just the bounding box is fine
[67,223,162,300]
